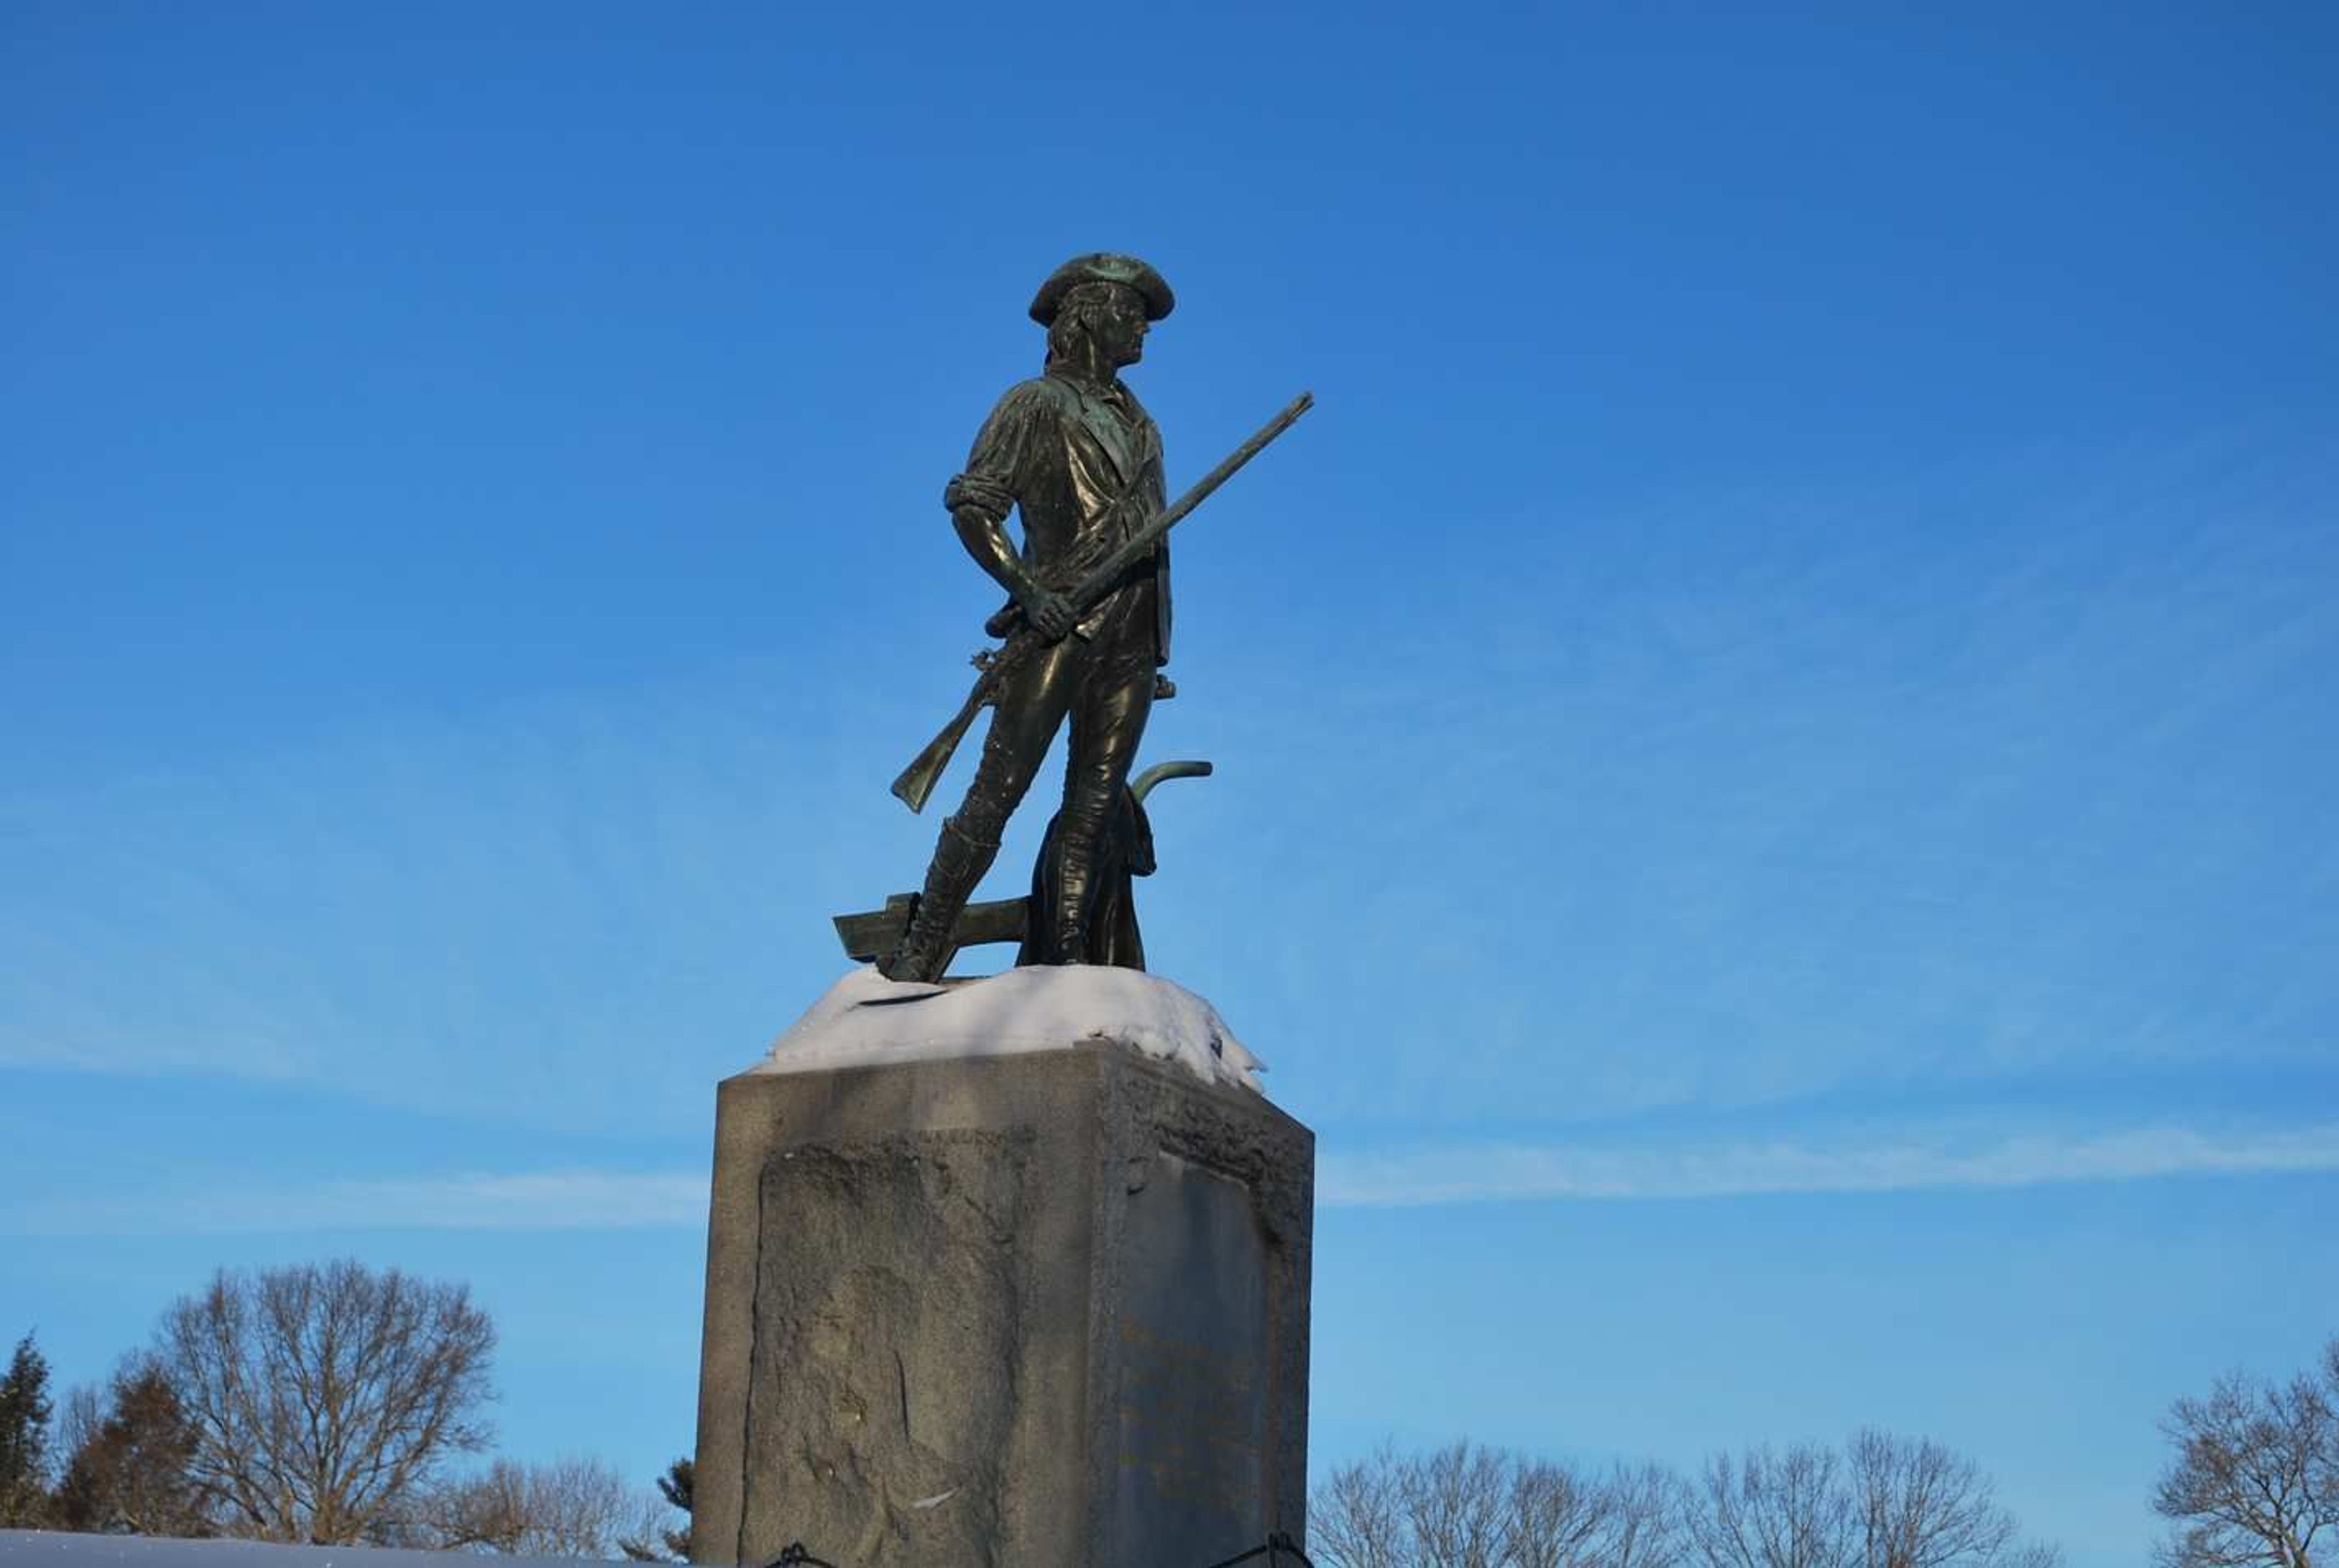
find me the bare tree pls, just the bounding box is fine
[416,1457,647,1558]
[1505,1458,1617,1568]
[155,1259,495,1543]
[50,1358,214,1538]
[1318,1436,2044,1568]
[1312,1443,1687,1568]
[1600,1461,1693,1568]
[1403,1441,1514,1567]
[1314,1444,1411,1568]
[1688,1444,1858,1568]
[1685,1435,2055,1568]
[2154,1340,2339,1568]
[54,1383,104,1484]
[1847,1430,2030,1568]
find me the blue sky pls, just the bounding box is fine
[3,2,2335,1563]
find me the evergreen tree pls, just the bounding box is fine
[51,1363,213,1538]
[619,1457,693,1561]
[656,1458,693,1523]
[0,1332,55,1526]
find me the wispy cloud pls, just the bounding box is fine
[4,1169,707,1236]
[10,1122,2336,1235]
[1320,1123,2339,1206]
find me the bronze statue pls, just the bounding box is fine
[876,253,1309,983]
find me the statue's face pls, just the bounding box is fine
[1092,285,1150,368]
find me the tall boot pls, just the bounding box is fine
[1048,800,1110,966]
[880,818,996,983]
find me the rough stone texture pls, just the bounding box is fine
[691,1039,1313,1568]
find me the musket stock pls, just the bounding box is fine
[889,390,1313,813]
[891,687,988,812]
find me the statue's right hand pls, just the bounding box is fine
[1020,586,1078,642]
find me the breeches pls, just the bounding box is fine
[951,622,1155,851]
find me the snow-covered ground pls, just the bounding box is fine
[753,965,1265,1093]
[0,1533,604,1568]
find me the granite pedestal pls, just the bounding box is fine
[691,1032,1313,1568]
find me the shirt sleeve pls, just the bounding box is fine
[942,380,1055,524]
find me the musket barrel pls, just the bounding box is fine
[1068,391,1313,616]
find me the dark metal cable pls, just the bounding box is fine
[764,1526,1311,1567]
[1202,1531,1318,1568]
[766,1545,843,1568]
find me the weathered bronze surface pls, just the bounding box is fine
[871,252,1307,983]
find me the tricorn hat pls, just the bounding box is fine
[1028,253,1176,326]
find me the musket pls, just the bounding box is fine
[889,390,1314,812]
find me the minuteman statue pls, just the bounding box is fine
[880,253,1177,984]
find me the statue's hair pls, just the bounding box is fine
[1045,279,1141,367]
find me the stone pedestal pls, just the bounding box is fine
[690,1035,1313,1568]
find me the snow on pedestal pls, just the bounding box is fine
[753,963,1267,1093]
